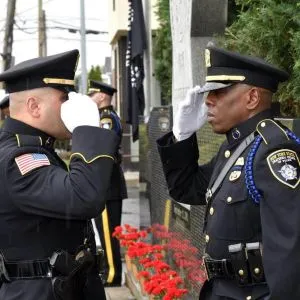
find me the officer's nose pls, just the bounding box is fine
[205,91,216,107]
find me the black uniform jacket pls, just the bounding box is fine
[99,105,127,200]
[157,110,300,300]
[0,117,119,299]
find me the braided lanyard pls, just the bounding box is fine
[245,129,300,204]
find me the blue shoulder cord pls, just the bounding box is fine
[245,129,300,204]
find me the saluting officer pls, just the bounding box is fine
[157,46,300,299]
[88,80,128,287]
[0,50,120,300]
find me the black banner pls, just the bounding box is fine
[125,0,147,141]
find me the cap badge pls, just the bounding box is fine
[205,49,211,67]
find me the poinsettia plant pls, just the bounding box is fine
[112,223,205,299]
[143,271,188,300]
[112,224,148,249]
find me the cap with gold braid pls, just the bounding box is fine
[0,49,79,93]
[88,80,117,96]
[203,46,289,93]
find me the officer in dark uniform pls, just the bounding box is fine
[0,94,9,119]
[88,80,128,287]
[0,50,120,299]
[157,46,300,299]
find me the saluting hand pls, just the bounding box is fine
[172,85,208,141]
[61,92,100,133]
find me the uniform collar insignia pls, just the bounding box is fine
[226,109,273,145]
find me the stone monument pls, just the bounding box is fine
[170,0,228,113]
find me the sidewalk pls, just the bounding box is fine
[104,171,142,300]
[105,286,135,300]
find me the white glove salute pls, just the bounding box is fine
[61,92,100,133]
[173,85,208,141]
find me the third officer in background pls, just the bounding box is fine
[88,80,128,287]
[157,46,300,299]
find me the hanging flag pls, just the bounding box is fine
[125,0,147,142]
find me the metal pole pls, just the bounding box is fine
[80,0,87,94]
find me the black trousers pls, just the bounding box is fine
[0,276,106,300]
[199,281,233,300]
[95,199,122,285]
[199,280,269,300]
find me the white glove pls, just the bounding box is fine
[61,92,100,133]
[173,85,208,141]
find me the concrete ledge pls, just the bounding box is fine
[105,285,135,300]
[125,272,149,300]
[124,171,140,187]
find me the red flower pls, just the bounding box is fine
[137,270,151,279]
[139,230,148,238]
[152,245,164,252]
[139,257,151,265]
[124,224,138,233]
[152,285,165,295]
[153,253,164,260]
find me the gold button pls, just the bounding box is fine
[227,196,232,203]
[209,207,214,215]
[225,150,231,158]
[254,268,260,274]
[261,122,266,128]
[205,234,210,243]
[238,269,244,276]
[246,297,252,300]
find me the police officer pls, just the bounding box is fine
[0,50,120,299]
[88,80,127,287]
[157,46,300,299]
[0,94,9,119]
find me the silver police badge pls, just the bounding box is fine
[267,149,300,188]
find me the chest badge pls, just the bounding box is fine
[267,149,300,188]
[229,170,241,182]
[229,157,244,182]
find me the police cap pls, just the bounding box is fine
[0,95,9,109]
[88,80,117,96]
[204,46,289,93]
[0,49,79,93]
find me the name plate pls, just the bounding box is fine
[172,201,191,229]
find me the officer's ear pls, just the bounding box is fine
[26,96,41,118]
[100,93,106,101]
[246,87,260,111]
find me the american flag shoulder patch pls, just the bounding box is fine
[15,153,50,175]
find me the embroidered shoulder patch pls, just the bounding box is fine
[100,117,112,130]
[15,153,50,175]
[267,149,300,188]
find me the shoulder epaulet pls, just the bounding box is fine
[15,134,43,147]
[256,119,289,145]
